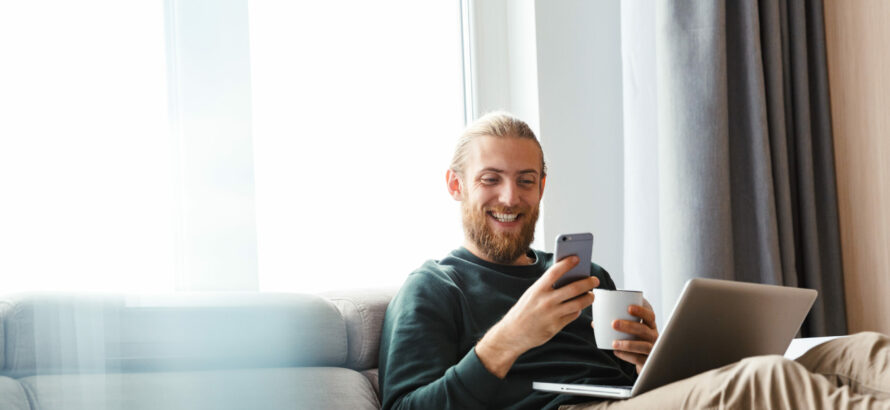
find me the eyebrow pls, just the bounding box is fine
[478,167,540,175]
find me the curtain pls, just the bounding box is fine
[623,0,846,337]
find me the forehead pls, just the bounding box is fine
[465,135,543,174]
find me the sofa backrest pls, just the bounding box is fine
[0,291,396,378]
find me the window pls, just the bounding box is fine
[249,1,466,293]
[0,0,174,292]
[0,0,467,293]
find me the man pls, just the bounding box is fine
[379,112,890,409]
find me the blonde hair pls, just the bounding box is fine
[449,111,547,177]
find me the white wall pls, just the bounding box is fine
[535,1,624,283]
[620,0,663,321]
[470,0,625,284]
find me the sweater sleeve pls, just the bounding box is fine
[378,271,506,410]
[591,262,617,290]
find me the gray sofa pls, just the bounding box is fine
[0,291,838,410]
[0,290,395,410]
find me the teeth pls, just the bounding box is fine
[491,212,518,222]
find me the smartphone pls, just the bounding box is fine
[552,232,594,288]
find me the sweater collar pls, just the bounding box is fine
[452,246,549,277]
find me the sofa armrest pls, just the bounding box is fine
[324,289,398,371]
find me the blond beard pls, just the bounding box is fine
[462,201,538,264]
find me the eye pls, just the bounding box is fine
[519,178,536,186]
[481,177,499,185]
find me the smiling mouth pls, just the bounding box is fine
[488,211,520,223]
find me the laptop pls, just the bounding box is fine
[533,278,817,399]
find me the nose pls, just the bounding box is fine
[498,181,521,207]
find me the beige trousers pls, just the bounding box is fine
[560,332,890,410]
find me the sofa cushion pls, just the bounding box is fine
[326,289,397,371]
[0,376,30,410]
[18,367,378,410]
[362,368,380,397]
[1,292,347,376]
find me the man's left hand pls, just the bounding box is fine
[600,299,658,374]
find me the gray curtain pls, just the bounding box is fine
[651,0,845,336]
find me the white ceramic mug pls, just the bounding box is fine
[592,289,643,350]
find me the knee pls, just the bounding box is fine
[718,356,804,405]
[739,355,791,367]
[849,331,890,359]
[829,332,890,354]
[849,331,888,344]
[737,355,798,376]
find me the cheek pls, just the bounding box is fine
[521,192,541,206]
[469,191,495,208]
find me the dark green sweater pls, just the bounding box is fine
[379,247,637,410]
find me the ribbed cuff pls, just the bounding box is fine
[449,347,507,405]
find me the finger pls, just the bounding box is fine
[559,291,595,315]
[628,304,657,329]
[539,256,579,288]
[554,276,599,302]
[612,319,658,342]
[557,309,584,328]
[613,350,647,367]
[612,340,653,356]
[613,319,658,342]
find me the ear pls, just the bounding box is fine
[446,169,463,201]
[540,176,546,196]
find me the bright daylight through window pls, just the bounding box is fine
[0,1,174,292]
[249,1,466,293]
[0,0,466,293]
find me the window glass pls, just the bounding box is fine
[0,0,174,292]
[249,1,467,292]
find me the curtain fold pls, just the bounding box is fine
[625,0,846,336]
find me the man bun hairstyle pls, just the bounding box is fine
[449,111,547,178]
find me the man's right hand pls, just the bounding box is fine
[474,256,600,378]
